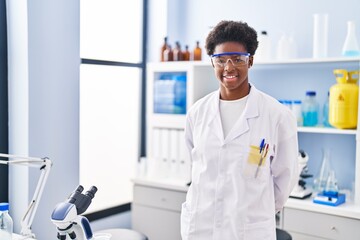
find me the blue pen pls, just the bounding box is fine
[259,138,265,153]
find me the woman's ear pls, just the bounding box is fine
[248,56,254,68]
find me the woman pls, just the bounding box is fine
[180,20,298,240]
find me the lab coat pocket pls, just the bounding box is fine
[244,218,275,240]
[243,145,269,181]
[180,202,192,239]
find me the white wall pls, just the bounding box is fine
[148,0,360,62]
[7,0,80,239]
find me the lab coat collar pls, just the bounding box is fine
[208,84,260,144]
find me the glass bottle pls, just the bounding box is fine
[325,170,339,196]
[323,91,331,127]
[160,36,168,62]
[163,44,173,62]
[313,148,331,193]
[192,41,202,61]
[342,21,360,57]
[173,41,183,61]
[0,203,13,240]
[182,45,190,61]
[302,90,319,126]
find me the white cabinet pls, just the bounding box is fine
[132,179,187,240]
[146,62,218,181]
[283,207,360,240]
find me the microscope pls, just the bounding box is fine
[290,150,313,199]
[51,185,97,240]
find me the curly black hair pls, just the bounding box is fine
[205,20,258,56]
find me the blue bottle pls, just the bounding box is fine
[302,91,319,126]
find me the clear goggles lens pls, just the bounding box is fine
[211,52,250,68]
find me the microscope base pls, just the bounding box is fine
[290,188,312,199]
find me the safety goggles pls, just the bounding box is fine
[210,52,250,68]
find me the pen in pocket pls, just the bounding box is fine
[255,143,269,178]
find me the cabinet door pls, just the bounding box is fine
[132,204,182,240]
[283,207,360,239]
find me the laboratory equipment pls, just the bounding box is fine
[313,170,346,206]
[0,153,52,239]
[329,69,359,129]
[290,150,313,199]
[322,91,331,127]
[256,31,272,61]
[192,41,202,61]
[313,148,331,192]
[160,36,168,62]
[302,90,319,126]
[342,21,360,57]
[51,185,97,240]
[0,202,13,240]
[313,13,328,58]
[291,100,303,126]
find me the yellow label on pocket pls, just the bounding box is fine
[247,145,262,165]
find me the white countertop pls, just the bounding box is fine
[285,197,360,219]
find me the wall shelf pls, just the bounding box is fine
[298,127,357,135]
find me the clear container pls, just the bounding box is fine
[302,91,319,126]
[256,31,272,61]
[313,13,328,58]
[0,203,13,240]
[342,21,360,57]
[292,100,303,126]
[323,91,331,127]
[313,148,332,193]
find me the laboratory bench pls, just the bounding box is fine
[132,177,360,240]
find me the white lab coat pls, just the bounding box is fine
[181,85,298,240]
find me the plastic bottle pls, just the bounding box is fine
[342,21,360,57]
[0,203,13,240]
[302,91,319,126]
[323,91,331,127]
[256,31,272,61]
[292,100,303,126]
[192,41,202,61]
[160,37,168,62]
[182,45,190,61]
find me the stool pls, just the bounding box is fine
[276,228,292,240]
[94,228,148,240]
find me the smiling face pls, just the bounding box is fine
[213,41,253,100]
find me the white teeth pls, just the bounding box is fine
[224,75,236,78]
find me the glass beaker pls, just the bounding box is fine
[313,148,331,192]
[325,170,339,195]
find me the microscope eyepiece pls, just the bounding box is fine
[75,185,84,193]
[85,186,97,199]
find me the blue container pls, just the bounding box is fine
[302,91,319,127]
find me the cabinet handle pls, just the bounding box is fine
[331,226,336,231]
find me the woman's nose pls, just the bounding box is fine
[224,59,235,70]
